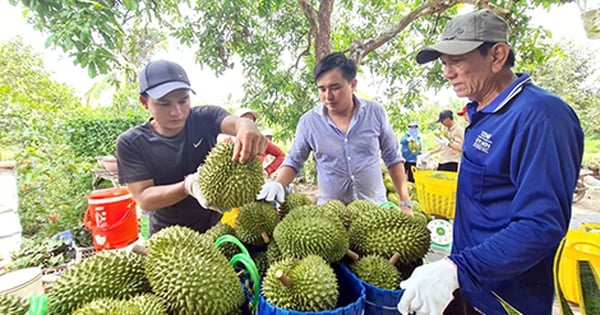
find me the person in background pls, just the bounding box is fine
[116,59,267,236]
[457,104,470,123]
[256,52,413,214]
[399,121,422,182]
[397,9,584,315]
[235,108,286,177]
[430,109,464,172]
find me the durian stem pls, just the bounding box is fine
[389,252,401,265]
[131,244,149,256]
[275,270,292,288]
[261,232,271,244]
[346,249,360,261]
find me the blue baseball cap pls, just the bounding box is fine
[139,59,195,98]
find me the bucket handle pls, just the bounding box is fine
[84,200,136,232]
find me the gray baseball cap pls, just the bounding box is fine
[416,9,509,64]
[139,59,195,98]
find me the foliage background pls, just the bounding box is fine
[0,38,147,239]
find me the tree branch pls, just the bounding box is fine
[350,0,464,63]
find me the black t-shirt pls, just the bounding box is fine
[116,105,228,235]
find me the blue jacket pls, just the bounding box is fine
[449,74,584,314]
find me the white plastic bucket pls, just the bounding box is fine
[0,267,44,299]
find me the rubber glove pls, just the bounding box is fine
[256,181,286,204]
[397,257,458,315]
[436,137,450,147]
[183,171,224,213]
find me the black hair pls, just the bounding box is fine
[313,52,357,82]
[477,42,515,67]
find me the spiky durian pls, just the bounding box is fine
[320,199,353,229]
[47,251,150,315]
[143,225,245,314]
[274,205,349,262]
[262,255,338,312]
[235,201,279,246]
[0,294,28,315]
[278,192,313,218]
[204,222,239,258]
[198,141,264,211]
[350,255,401,290]
[349,207,430,264]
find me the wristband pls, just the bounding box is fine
[399,200,413,208]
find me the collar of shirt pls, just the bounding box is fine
[467,73,532,117]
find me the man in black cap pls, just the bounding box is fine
[397,9,583,315]
[116,59,267,236]
[430,109,463,172]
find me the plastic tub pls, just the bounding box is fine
[0,267,44,299]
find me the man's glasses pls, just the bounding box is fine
[409,125,418,128]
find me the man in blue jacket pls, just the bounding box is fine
[398,9,584,315]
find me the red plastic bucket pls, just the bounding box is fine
[84,187,138,250]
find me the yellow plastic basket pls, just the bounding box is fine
[556,223,600,304]
[411,166,458,219]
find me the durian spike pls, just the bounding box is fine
[275,270,292,288]
[131,244,149,256]
[389,252,401,265]
[261,232,271,244]
[346,249,360,261]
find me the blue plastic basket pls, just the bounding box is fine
[257,263,365,315]
[339,262,424,315]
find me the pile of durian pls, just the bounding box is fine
[0,141,432,314]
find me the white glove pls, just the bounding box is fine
[256,181,286,204]
[436,137,450,147]
[183,172,224,213]
[397,257,458,315]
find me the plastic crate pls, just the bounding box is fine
[74,246,96,263]
[411,167,458,219]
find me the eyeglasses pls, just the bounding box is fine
[409,125,418,128]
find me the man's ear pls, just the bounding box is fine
[139,95,149,109]
[491,43,510,73]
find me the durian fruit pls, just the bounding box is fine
[0,294,28,315]
[266,240,283,265]
[250,250,269,277]
[349,207,430,265]
[47,251,150,315]
[123,293,168,315]
[198,141,264,211]
[204,222,239,258]
[350,255,401,290]
[346,199,381,220]
[71,298,119,315]
[262,255,339,312]
[320,199,353,229]
[278,192,313,218]
[71,294,168,315]
[274,205,349,263]
[143,225,245,315]
[407,182,417,200]
[235,201,279,246]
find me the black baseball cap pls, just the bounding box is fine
[437,110,454,122]
[139,59,195,99]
